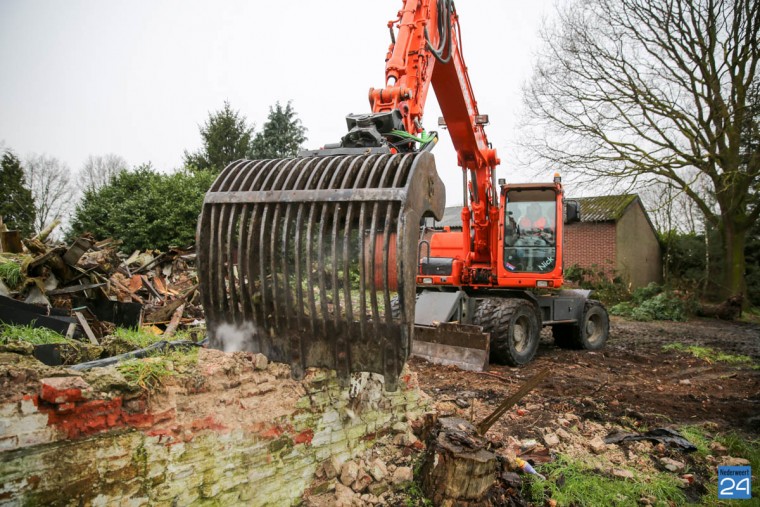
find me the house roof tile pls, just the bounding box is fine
[568,194,638,222]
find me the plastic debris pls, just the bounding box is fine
[515,457,546,480]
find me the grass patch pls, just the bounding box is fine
[0,324,69,345]
[112,327,166,349]
[0,260,23,288]
[524,454,685,506]
[115,346,199,393]
[117,357,176,392]
[679,425,760,504]
[740,306,760,324]
[662,343,755,366]
[165,346,199,370]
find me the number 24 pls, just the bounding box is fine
[720,477,750,496]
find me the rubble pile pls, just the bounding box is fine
[305,413,426,507]
[0,228,203,361]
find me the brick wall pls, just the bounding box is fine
[563,222,617,278]
[0,349,425,506]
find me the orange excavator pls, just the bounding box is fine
[197,0,609,390]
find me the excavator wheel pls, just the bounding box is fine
[474,297,540,366]
[197,152,444,391]
[552,300,609,350]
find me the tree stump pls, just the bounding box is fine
[419,417,498,506]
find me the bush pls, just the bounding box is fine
[563,263,629,306]
[610,282,696,321]
[68,165,216,252]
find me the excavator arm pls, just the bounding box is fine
[370,0,501,277]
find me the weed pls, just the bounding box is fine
[117,357,176,392]
[740,306,760,324]
[0,324,69,345]
[524,454,685,506]
[165,347,199,371]
[401,481,432,507]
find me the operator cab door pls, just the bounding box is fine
[503,189,557,274]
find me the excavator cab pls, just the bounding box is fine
[497,182,568,288]
[503,189,558,274]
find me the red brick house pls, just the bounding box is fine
[564,194,662,288]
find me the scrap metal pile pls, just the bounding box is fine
[0,226,202,351]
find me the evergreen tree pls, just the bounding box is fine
[0,150,36,235]
[251,101,308,159]
[69,164,215,252]
[184,101,255,174]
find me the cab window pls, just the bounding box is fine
[504,189,556,273]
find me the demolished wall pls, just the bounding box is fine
[0,348,426,506]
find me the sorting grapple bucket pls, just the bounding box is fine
[197,152,444,390]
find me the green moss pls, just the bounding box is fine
[268,436,294,454]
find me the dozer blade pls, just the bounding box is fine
[197,152,444,391]
[412,323,490,372]
[409,290,490,371]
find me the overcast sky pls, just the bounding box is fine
[0,0,558,203]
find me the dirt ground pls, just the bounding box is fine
[411,316,760,439]
[384,316,758,506]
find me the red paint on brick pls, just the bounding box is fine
[41,398,124,439]
[189,415,226,432]
[293,429,313,445]
[122,410,158,429]
[56,402,76,413]
[259,425,285,439]
[40,377,91,404]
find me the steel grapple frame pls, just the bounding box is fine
[197,152,444,390]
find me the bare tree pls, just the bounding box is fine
[79,153,128,191]
[23,154,75,234]
[522,0,759,299]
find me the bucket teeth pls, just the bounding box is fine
[197,152,444,390]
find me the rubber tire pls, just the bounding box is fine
[552,300,609,350]
[390,295,400,319]
[474,298,541,366]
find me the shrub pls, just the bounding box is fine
[610,283,696,321]
[68,165,216,252]
[563,263,629,306]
